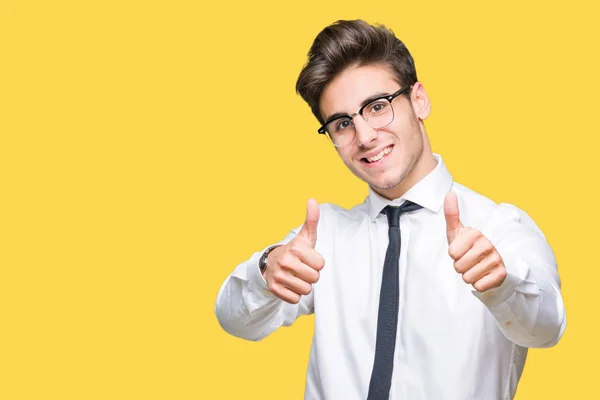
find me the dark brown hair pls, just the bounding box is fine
[296,20,418,125]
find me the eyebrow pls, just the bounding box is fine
[323,91,391,124]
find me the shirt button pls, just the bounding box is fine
[263,289,272,297]
[484,290,494,298]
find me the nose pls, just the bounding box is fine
[353,115,378,147]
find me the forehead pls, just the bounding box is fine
[320,64,399,119]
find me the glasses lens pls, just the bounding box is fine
[364,100,394,129]
[326,117,355,147]
[322,97,396,147]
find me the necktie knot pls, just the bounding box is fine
[383,201,423,227]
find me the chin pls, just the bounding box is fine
[372,170,406,188]
[367,170,411,195]
[370,180,401,192]
[347,161,408,191]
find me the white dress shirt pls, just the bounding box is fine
[215,154,566,400]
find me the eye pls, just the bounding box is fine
[366,100,390,115]
[334,118,352,133]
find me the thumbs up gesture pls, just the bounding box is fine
[263,199,325,304]
[444,192,507,292]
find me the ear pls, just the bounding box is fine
[410,82,431,120]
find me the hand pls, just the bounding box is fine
[444,192,507,292]
[263,199,325,304]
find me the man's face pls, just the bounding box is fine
[319,64,431,199]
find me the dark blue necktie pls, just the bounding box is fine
[367,201,423,400]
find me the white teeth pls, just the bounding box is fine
[366,146,392,163]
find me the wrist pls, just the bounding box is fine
[259,244,283,275]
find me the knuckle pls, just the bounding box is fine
[270,283,283,296]
[483,238,494,251]
[490,252,502,265]
[479,240,493,254]
[313,270,320,283]
[315,255,326,270]
[448,246,458,260]
[286,293,301,304]
[289,242,302,254]
[497,267,507,280]
[304,271,318,284]
[311,261,324,272]
[280,253,294,268]
[300,283,313,296]
[469,227,481,237]
[272,270,286,283]
[475,280,492,293]
[453,260,464,273]
[462,273,473,284]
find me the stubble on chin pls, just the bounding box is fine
[368,159,413,191]
[364,150,424,200]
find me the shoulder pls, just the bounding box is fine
[452,182,545,238]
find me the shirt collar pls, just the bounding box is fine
[366,153,453,220]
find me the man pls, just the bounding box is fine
[214,19,565,400]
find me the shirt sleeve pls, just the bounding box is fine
[214,225,314,342]
[472,203,566,348]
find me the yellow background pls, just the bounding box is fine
[1,0,598,398]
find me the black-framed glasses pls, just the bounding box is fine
[317,85,411,147]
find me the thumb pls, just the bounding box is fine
[444,191,463,245]
[299,198,320,248]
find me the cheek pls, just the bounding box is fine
[391,117,421,145]
[337,147,356,162]
[335,149,353,169]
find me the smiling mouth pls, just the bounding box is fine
[362,145,393,164]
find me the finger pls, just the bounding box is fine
[444,191,463,245]
[288,241,326,271]
[472,267,508,293]
[291,261,321,284]
[299,198,320,248]
[269,265,312,295]
[452,236,492,273]
[461,255,497,284]
[448,227,480,261]
[278,273,313,296]
[279,253,320,283]
[272,286,302,304]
